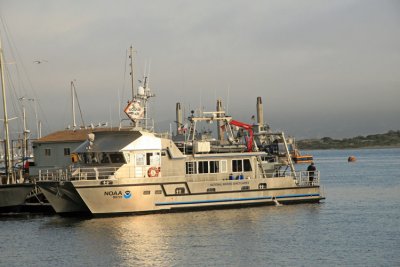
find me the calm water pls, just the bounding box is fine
[1,148,399,266]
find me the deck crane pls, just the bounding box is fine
[229,120,254,152]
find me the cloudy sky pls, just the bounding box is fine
[1,0,399,139]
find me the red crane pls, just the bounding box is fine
[229,120,254,152]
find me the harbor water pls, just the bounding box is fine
[1,148,399,266]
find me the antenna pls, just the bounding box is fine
[146,60,151,88]
[123,49,155,130]
[129,45,136,99]
[226,85,230,114]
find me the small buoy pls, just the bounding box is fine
[348,156,356,162]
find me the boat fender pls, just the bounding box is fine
[148,167,160,177]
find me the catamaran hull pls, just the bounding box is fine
[37,181,90,214]
[0,184,35,212]
[67,177,323,216]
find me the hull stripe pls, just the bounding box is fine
[155,193,320,206]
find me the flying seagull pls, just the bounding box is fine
[33,60,48,64]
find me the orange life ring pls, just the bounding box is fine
[147,167,160,177]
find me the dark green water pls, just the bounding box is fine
[1,148,399,266]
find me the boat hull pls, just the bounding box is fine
[66,177,323,216]
[37,181,90,214]
[0,184,35,212]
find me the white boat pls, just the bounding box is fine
[37,50,324,216]
[38,129,323,216]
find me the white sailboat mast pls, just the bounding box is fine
[71,81,76,130]
[0,37,14,183]
[22,104,27,169]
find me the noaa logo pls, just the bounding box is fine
[123,191,132,199]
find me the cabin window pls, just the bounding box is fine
[146,153,152,165]
[207,188,216,192]
[109,153,126,163]
[89,153,98,163]
[151,153,160,165]
[209,161,219,173]
[143,190,151,195]
[161,151,167,157]
[232,159,252,172]
[64,148,70,156]
[244,159,252,171]
[99,153,110,163]
[45,149,51,156]
[220,160,227,173]
[145,152,160,166]
[198,161,209,174]
[175,187,185,195]
[258,183,267,189]
[155,190,162,194]
[136,153,145,165]
[81,153,87,163]
[232,160,243,172]
[185,162,197,174]
[241,186,250,191]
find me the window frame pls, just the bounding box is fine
[232,159,252,172]
[44,148,51,156]
[198,161,209,174]
[232,159,243,172]
[209,160,219,173]
[185,161,197,174]
[243,159,252,171]
[63,148,70,156]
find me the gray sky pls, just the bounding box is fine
[1,0,399,139]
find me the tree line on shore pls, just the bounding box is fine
[297,130,400,149]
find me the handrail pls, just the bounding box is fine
[38,166,319,187]
[38,166,118,181]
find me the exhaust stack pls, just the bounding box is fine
[217,99,225,141]
[256,96,264,125]
[176,102,182,134]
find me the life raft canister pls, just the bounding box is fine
[147,167,160,177]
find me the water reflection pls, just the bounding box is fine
[36,204,322,266]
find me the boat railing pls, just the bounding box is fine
[38,166,320,186]
[38,167,119,181]
[295,171,320,186]
[184,170,320,184]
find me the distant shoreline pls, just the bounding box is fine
[296,130,400,150]
[301,145,400,151]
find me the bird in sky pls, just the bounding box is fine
[33,60,48,64]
